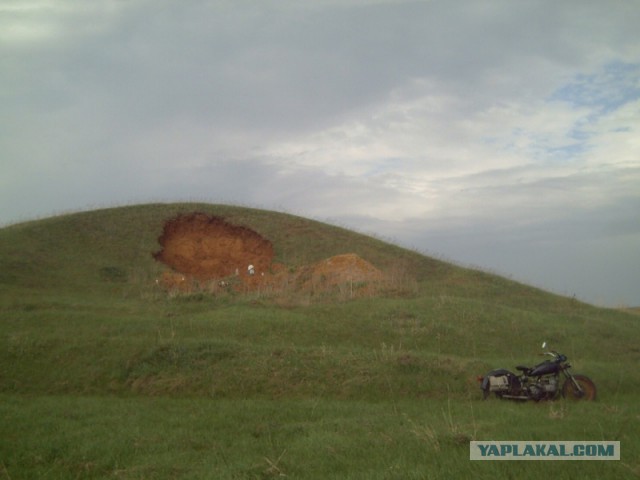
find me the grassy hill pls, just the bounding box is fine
[1,203,638,479]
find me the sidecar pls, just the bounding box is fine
[479,369,521,399]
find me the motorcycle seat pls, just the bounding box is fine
[515,365,531,372]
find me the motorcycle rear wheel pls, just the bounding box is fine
[562,375,597,401]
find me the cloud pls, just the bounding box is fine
[263,62,640,225]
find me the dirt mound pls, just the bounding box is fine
[305,253,383,287]
[153,213,274,280]
[294,253,384,299]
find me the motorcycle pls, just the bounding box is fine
[479,342,596,401]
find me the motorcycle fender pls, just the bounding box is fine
[481,369,514,391]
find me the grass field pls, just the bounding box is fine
[1,203,638,479]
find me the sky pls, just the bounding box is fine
[1,0,639,307]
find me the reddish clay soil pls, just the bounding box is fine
[153,212,274,280]
[301,253,383,288]
[153,212,385,297]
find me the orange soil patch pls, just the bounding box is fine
[302,253,383,288]
[153,212,274,281]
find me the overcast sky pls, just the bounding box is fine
[2,0,639,307]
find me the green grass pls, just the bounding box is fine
[2,396,638,479]
[1,203,638,479]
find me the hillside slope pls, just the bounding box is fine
[0,203,575,305]
[0,203,638,400]
[2,203,442,295]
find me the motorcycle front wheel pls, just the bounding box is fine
[562,375,597,401]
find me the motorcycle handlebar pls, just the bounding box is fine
[542,351,568,362]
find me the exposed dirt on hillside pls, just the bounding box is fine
[300,253,383,289]
[153,212,385,298]
[153,212,274,280]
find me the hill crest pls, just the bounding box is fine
[0,202,592,308]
